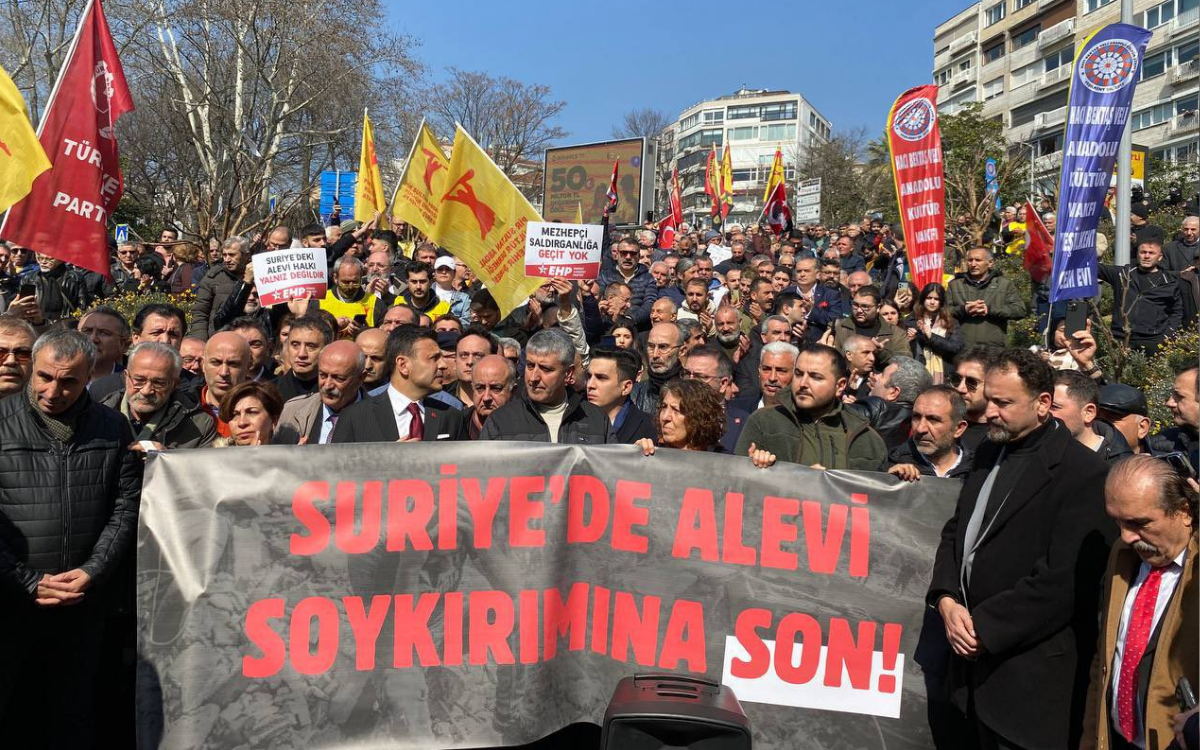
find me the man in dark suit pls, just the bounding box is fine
[1080,455,1197,750]
[330,325,465,444]
[927,348,1115,750]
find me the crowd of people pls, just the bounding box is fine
[0,202,1196,749]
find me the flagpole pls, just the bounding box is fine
[1114,0,1133,266]
[0,0,92,239]
[388,116,428,212]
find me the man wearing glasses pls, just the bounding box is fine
[948,346,995,451]
[832,284,910,365]
[596,238,657,329]
[0,316,35,398]
[100,342,216,450]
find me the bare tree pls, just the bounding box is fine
[611,108,670,141]
[424,67,568,197]
[793,128,894,226]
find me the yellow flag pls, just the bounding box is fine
[573,201,583,224]
[0,64,50,214]
[354,109,386,223]
[389,119,450,238]
[430,125,542,319]
[763,147,785,203]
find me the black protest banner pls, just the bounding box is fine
[136,442,957,748]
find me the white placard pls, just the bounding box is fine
[523,221,604,280]
[252,247,328,306]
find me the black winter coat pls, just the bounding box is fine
[480,392,615,445]
[0,394,142,599]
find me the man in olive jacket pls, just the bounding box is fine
[947,247,1028,348]
[0,330,143,745]
[735,343,887,471]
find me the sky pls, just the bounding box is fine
[386,0,973,143]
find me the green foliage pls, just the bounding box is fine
[69,290,194,326]
[1140,328,1199,434]
[795,128,895,225]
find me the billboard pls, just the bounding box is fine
[542,138,654,225]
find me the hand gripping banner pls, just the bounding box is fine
[136,443,958,748]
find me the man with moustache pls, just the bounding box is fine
[100,342,216,450]
[356,328,389,394]
[888,385,973,480]
[0,315,35,398]
[928,348,1115,749]
[273,341,365,445]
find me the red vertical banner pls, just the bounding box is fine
[0,0,133,278]
[886,85,944,292]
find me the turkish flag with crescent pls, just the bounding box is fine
[1,0,133,278]
[1023,199,1053,283]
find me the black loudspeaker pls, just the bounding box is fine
[600,673,752,750]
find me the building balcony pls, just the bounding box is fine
[1008,120,1037,145]
[1038,0,1070,9]
[1037,18,1076,50]
[951,67,978,89]
[1172,6,1199,34]
[1034,150,1063,174]
[934,50,951,71]
[1008,43,1038,70]
[1168,111,1199,137]
[1169,58,1200,85]
[1035,64,1073,92]
[1007,78,1039,107]
[981,55,1007,79]
[1034,105,1068,130]
[950,31,978,55]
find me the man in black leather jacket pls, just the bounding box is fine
[0,330,142,745]
[848,355,933,450]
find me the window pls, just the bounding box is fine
[983,77,1005,100]
[698,128,723,147]
[677,149,708,171]
[679,113,699,131]
[937,69,952,85]
[958,58,974,71]
[1133,101,1174,130]
[1011,61,1041,88]
[702,109,724,124]
[1142,50,1169,80]
[762,123,797,142]
[731,168,757,183]
[985,2,1006,25]
[1044,47,1073,71]
[727,105,759,119]
[935,44,950,57]
[760,102,797,121]
[728,126,758,141]
[1180,39,1199,64]
[809,112,817,127]
[1012,25,1041,51]
[1140,0,1176,27]
[984,43,1006,63]
[1151,141,1199,164]
[1017,0,1037,7]
[1086,0,1116,12]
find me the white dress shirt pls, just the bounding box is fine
[1109,548,1188,747]
[386,385,425,439]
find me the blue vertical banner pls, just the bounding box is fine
[985,157,1000,211]
[1050,23,1151,303]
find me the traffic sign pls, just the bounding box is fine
[114,224,129,243]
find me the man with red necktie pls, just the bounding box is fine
[1082,455,1198,750]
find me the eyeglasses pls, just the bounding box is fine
[127,374,173,391]
[851,302,877,311]
[0,347,32,362]
[647,343,678,353]
[947,372,983,391]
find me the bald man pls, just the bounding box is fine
[274,340,365,445]
[194,331,251,437]
[464,354,516,439]
[356,328,389,393]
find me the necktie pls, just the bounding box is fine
[407,402,424,441]
[1117,565,1165,742]
[323,413,338,444]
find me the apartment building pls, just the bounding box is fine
[662,87,832,227]
[933,0,1198,191]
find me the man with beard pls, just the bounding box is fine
[463,354,515,439]
[833,285,909,364]
[226,317,274,382]
[633,322,683,415]
[713,305,744,361]
[928,348,1114,750]
[275,316,331,401]
[274,341,364,445]
[320,256,387,337]
[842,334,876,404]
[395,261,452,322]
[0,316,35,398]
[189,236,249,339]
[1050,370,1133,464]
[1149,364,1199,471]
[363,250,401,301]
[737,343,886,471]
[850,356,932,449]
[355,328,389,394]
[888,385,973,480]
[101,342,216,449]
[733,316,793,404]
[950,346,995,451]
[596,238,657,328]
[947,247,1027,348]
[739,277,776,336]
[730,341,798,414]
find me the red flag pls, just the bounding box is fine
[763,181,793,237]
[886,85,945,293]
[670,166,683,226]
[1,0,133,278]
[657,166,684,250]
[604,160,619,214]
[1023,199,1053,283]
